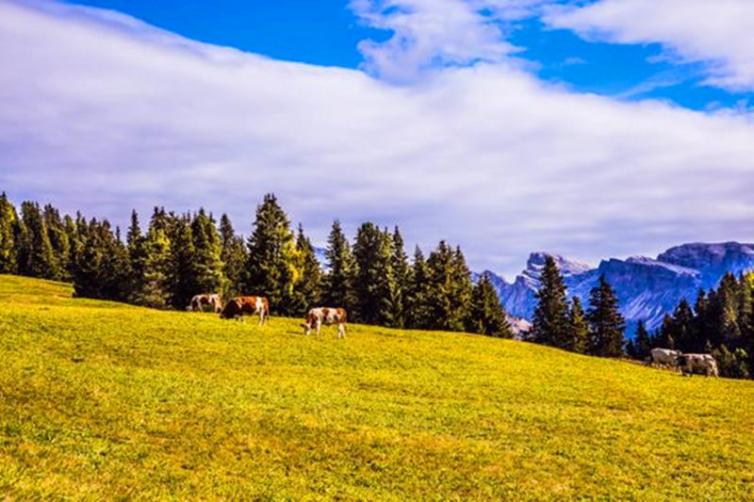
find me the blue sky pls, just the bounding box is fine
[2,0,754,277]
[64,0,750,110]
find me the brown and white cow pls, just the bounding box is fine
[187,293,223,313]
[302,307,347,338]
[678,353,719,377]
[220,296,269,325]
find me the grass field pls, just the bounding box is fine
[1,275,753,500]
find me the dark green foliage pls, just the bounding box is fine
[219,213,247,296]
[530,256,570,349]
[290,224,322,315]
[18,201,60,280]
[190,210,226,296]
[586,275,625,358]
[321,220,357,312]
[167,217,198,309]
[423,241,473,332]
[0,192,18,273]
[43,204,71,280]
[628,321,652,360]
[352,223,396,326]
[468,273,512,338]
[405,246,433,329]
[390,227,411,328]
[244,194,298,314]
[713,345,750,379]
[133,208,172,308]
[566,297,589,354]
[70,219,130,301]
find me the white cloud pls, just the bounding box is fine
[349,0,548,82]
[2,1,754,278]
[545,0,754,91]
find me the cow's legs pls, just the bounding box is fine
[316,319,322,336]
[338,323,346,339]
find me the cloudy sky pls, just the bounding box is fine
[1,0,754,278]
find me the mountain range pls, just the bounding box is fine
[477,242,754,335]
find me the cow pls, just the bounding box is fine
[678,353,719,377]
[220,296,270,325]
[649,348,682,367]
[302,307,347,338]
[186,293,223,313]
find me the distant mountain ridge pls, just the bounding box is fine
[478,242,754,335]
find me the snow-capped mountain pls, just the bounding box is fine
[480,242,754,335]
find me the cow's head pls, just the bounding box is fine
[219,299,242,319]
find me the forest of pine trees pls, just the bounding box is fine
[0,192,512,339]
[528,256,626,359]
[625,272,754,379]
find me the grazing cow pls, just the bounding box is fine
[187,293,223,313]
[220,296,269,325]
[302,307,347,338]
[678,353,719,377]
[650,348,682,367]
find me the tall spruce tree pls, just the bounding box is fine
[245,194,298,314]
[405,246,433,329]
[321,220,357,311]
[191,209,226,296]
[352,223,396,325]
[219,213,247,296]
[290,224,322,315]
[167,217,198,309]
[633,321,652,360]
[530,256,570,348]
[390,226,411,328]
[18,201,60,279]
[424,241,473,332]
[467,273,512,337]
[134,208,172,308]
[586,274,626,357]
[43,204,70,280]
[0,192,18,273]
[566,297,589,353]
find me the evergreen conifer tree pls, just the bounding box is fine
[530,256,570,348]
[633,321,652,360]
[467,273,512,337]
[0,192,18,273]
[290,224,322,315]
[352,223,396,325]
[321,220,357,312]
[167,217,198,309]
[219,213,247,296]
[43,204,70,280]
[390,226,411,328]
[18,201,60,279]
[190,209,226,296]
[135,208,172,308]
[424,241,472,332]
[586,274,626,357]
[245,194,298,314]
[566,297,589,353]
[405,246,433,329]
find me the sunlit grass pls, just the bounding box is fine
[0,274,752,499]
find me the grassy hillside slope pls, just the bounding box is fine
[1,275,753,500]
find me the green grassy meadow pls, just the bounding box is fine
[1,275,753,500]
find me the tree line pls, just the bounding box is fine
[525,255,626,358]
[0,192,512,338]
[626,273,754,379]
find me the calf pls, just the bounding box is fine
[650,348,681,367]
[302,307,347,338]
[187,293,223,313]
[220,296,269,325]
[678,353,719,377]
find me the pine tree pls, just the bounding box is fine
[43,204,70,280]
[586,274,626,357]
[219,213,247,296]
[167,217,198,309]
[633,321,652,360]
[530,256,570,348]
[405,246,433,329]
[321,220,357,311]
[669,298,695,352]
[245,194,298,314]
[566,297,589,353]
[190,209,226,296]
[352,223,396,325]
[18,201,60,279]
[126,210,149,303]
[290,224,322,315]
[424,241,472,332]
[467,273,512,337]
[135,208,172,308]
[0,192,18,273]
[390,226,411,328]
